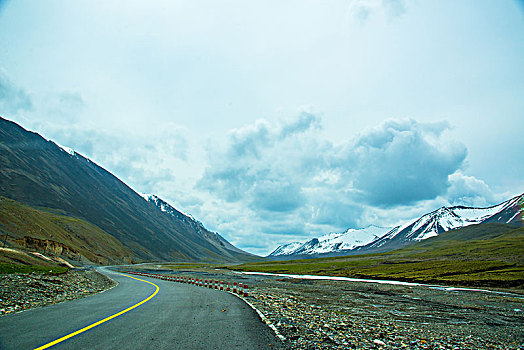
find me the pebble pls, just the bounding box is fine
[245,284,524,350]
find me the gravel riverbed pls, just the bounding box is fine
[0,270,116,315]
[246,278,524,349]
[131,267,524,350]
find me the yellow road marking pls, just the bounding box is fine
[34,273,160,350]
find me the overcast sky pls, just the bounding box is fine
[1,0,523,255]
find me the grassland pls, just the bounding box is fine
[232,224,524,290]
[163,262,216,269]
[0,263,68,275]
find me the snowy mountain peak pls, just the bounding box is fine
[269,242,304,256]
[139,192,252,256]
[268,225,392,257]
[140,193,210,233]
[141,193,190,219]
[269,193,523,258]
[364,193,523,251]
[46,139,80,159]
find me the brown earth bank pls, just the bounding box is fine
[0,269,116,315]
[122,266,524,350]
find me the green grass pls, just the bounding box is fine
[233,224,524,290]
[0,263,68,275]
[162,263,214,270]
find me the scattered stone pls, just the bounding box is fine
[0,270,116,316]
[242,279,524,349]
[374,339,386,346]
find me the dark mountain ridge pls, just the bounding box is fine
[0,117,253,263]
[142,194,252,257]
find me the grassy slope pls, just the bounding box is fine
[233,224,524,290]
[0,263,68,274]
[0,196,134,265]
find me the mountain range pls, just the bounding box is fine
[0,117,254,264]
[269,194,523,258]
[1,116,522,266]
[269,225,391,256]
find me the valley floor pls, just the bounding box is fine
[247,277,523,349]
[137,265,524,350]
[3,263,523,349]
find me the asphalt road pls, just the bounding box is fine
[0,268,284,349]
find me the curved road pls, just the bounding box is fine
[0,268,284,349]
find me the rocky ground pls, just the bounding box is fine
[245,279,524,349]
[0,269,116,315]
[2,265,523,349]
[134,267,524,350]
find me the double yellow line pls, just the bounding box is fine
[34,273,160,350]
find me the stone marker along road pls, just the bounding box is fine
[0,268,284,349]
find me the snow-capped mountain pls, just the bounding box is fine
[141,193,251,256]
[268,225,392,257]
[269,194,523,258]
[141,193,199,225]
[269,242,304,256]
[362,193,523,252]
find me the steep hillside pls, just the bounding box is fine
[0,196,133,265]
[0,117,253,262]
[141,194,255,259]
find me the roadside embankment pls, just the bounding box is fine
[0,269,116,315]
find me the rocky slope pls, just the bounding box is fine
[0,270,116,315]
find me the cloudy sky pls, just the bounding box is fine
[1,0,523,255]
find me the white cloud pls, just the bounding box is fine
[348,0,406,23]
[196,115,478,254]
[347,119,467,206]
[0,69,33,115]
[446,172,500,207]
